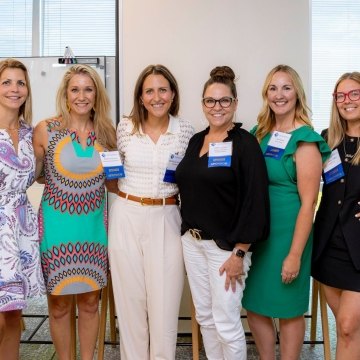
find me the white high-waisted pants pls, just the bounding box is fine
[182,231,251,360]
[109,196,184,360]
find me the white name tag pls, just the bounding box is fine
[208,141,232,167]
[99,151,125,179]
[323,149,345,184]
[163,153,183,183]
[264,131,291,159]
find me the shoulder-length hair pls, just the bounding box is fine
[56,64,116,150]
[255,64,312,143]
[127,64,180,134]
[0,58,32,125]
[328,71,360,165]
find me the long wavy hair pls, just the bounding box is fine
[255,64,312,143]
[127,64,180,134]
[328,71,360,165]
[0,58,32,125]
[55,64,116,150]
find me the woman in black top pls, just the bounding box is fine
[312,72,360,359]
[176,66,270,360]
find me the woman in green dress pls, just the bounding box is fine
[242,65,331,359]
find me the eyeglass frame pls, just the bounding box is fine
[202,96,236,108]
[332,88,360,103]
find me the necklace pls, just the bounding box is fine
[0,120,19,132]
[343,136,360,162]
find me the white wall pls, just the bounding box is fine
[120,0,310,131]
[119,0,310,333]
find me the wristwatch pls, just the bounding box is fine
[232,247,246,258]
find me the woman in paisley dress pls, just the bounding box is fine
[33,64,116,360]
[0,58,45,360]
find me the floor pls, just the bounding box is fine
[20,294,337,360]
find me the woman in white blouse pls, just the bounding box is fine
[108,64,194,360]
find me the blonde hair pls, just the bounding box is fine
[127,64,180,134]
[0,58,32,125]
[55,64,116,150]
[255,65,312,143]
[328,72,360,165]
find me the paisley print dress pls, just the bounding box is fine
[0,122,45,312]
[39,119,108,295]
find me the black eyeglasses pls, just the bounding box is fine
[202,97,236,108]
[333,89,360,103]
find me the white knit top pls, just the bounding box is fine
[117,115,194,198]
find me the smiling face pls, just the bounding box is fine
[66,73,96,118]
[202,83,237,130]
[335,79,360,124]
[140,74,174,122]
[267,71,297,121]
[0,68,28,113]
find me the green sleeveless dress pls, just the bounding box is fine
[242,126,330,318]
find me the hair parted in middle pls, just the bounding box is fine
[255,64,312,143]
[55,64,116,150]
[328,71,360,165]
[127,64,180,134]
[202,65,238,99]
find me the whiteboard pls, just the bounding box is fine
[1,56,116,126]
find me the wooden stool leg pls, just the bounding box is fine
[191,297,200,360]
[97,285,109,360]
[310,278,319,345]
[70,295,77,360]
[108,274,117,346]
[20,317,26,331]
[319,284,331,360]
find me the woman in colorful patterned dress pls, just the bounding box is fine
[0,58,45,360]
[33,64,116,360]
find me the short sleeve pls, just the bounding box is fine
[282,126,331,182]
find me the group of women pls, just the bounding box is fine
[0,56,359,360]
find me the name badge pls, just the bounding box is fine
[323,149,345,184]
[264,131,292,159]
[163,153,183,183]
[208,141,232,167]
[99,151,125,179]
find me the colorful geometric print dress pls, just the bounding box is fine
[39,119,108,295]
[0,122,45,312]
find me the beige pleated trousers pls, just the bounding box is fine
[108,196,185,360]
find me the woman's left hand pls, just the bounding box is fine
[219,254,244,292]
[281,253,301,284]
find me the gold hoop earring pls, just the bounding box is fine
[66,101,71,113]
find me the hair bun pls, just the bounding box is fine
[210,66,235,82]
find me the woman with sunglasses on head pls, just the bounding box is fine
[312,72,360,360]
[242,65,331,360]
[0,58,45,360]
[108,64,194,360]
[175,66,270,359]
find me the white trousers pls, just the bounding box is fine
[108,197,185,360]
[182,231,251,360]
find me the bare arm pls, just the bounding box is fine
[281,142,323,284]
[33,121,48,181]
[105,179,119,194]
